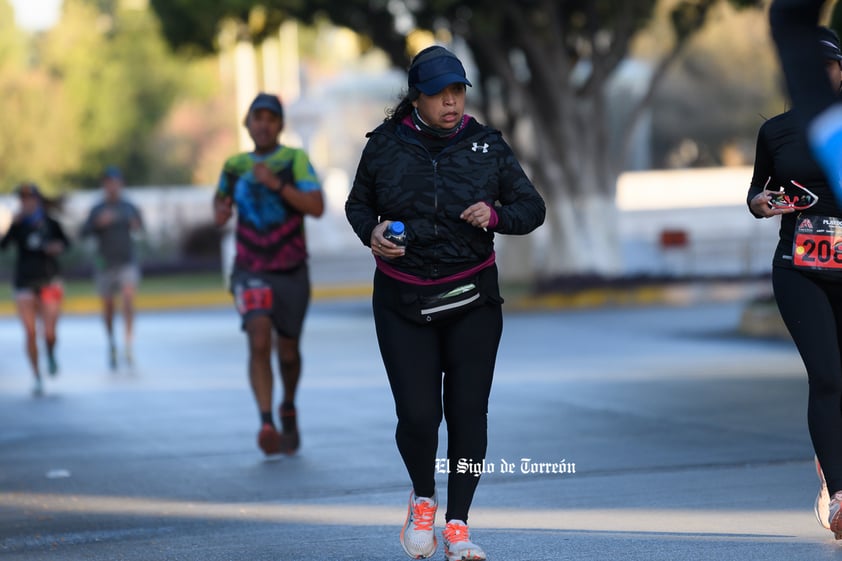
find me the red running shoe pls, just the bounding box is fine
[279,403,300,454]
[257,423,282,455]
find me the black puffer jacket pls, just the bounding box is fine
[346,117,545,279]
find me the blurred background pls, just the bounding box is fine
[1,0,837,293]
[4,5,834,557]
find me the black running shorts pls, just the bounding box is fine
[230,265,310,338]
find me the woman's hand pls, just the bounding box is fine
[95,208,116,228]
[460,202,491,228]
[254,162,286,193]
[370,221,405,259]
[750,189,796,217]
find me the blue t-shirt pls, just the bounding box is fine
[217,146,321,272]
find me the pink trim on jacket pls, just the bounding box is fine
[375,253,496,286]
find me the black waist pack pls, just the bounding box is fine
[381,265,502,324]
[417,279,482,322]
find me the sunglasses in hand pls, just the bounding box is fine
[769,179,818,211]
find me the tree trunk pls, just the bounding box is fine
[538,187,622,276]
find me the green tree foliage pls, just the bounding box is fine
[0,0,217,193]
[0,0,73,193]
[150,0,294,53]
[0,0,25,70]
[40,0,191,186]
[149,0,765,275]
[650,3,785,167]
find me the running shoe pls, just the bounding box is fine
[32,377,44,397]
[108,343,118,371]
[400,490,437,559]
[47,352,58,377]
[125,345,134,367]
[442,520,485,561]
[816,456,831,530]
[830,490,842,539]
[257,423,282,455]
[279,403,300,454]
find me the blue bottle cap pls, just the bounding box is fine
[390,221,405,235]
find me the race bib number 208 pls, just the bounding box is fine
[793,215,842,271]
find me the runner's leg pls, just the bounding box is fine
[373,276,443,500]
[247,315,275,415]
[773,266,842,494]
[40,285,62,375]
[15,292,40,379]
[441,302,502,523]
[121,280,136,362]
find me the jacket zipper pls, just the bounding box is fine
[393,128,484,278]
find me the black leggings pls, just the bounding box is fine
[774,266,842,493]
[770,0,836,126]
[373,269,503,523]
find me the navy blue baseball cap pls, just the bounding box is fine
[248,92,284,118]
[408,46,472,96]
[103,165,123,180]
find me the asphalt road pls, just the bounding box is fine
[0,297,838,560]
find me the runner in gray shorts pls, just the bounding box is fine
[96,263,141,298]
[80,166,144,369]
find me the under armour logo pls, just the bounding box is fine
[472,142,489,153]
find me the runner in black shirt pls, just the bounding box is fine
[749,25,842,538]
[0,183,69,396]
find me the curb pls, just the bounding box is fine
[508,278,772,312]
[0,283,374,317]
[0,279,772,318]
[737,299,788,338]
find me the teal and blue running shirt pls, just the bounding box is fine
[217,146,321,272]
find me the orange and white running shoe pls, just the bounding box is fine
[830,490,842,539]
[442,520,486,561]
[400,490,437,559]
[816,456,830,530]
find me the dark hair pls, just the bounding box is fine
[16,182,64,213]
[385,90,416,124]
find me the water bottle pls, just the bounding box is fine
[384,221,407,247]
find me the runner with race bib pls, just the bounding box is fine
[748,24,842,539]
